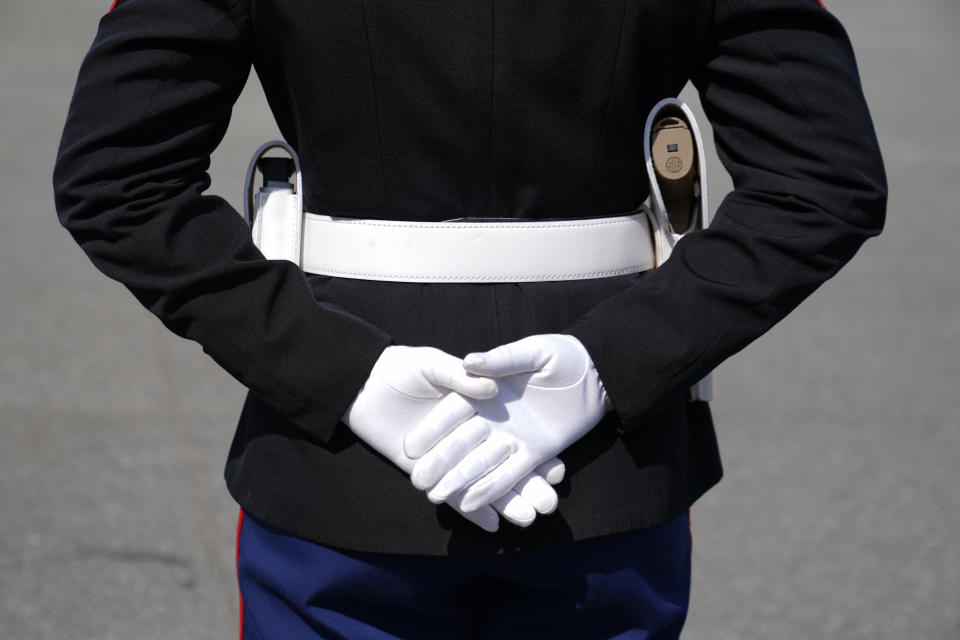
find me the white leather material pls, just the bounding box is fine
[408,335,611,513]
[643,98,714,402]
[244,140,304,266]
[251,186,302,263]
[300,213,655,283]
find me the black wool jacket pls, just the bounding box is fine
[54,0,886,555]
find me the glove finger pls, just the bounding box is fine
[515,473,558,514]
[462,338,547,378]
[404,392,477,459]
[458,455,533,513]
[422,355,499,399]
[535,458,566,485]
[410,417,490,491]
[453,501,499,533]
[492,490,537,528]
[425,438,513,505]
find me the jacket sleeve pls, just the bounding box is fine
[53,0,392,443]
[566,0,887,430]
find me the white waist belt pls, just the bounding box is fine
[299,213,655,283]
[243,141,657,283]
[244,117,711,398]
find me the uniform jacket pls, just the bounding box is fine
[54,0,886,554]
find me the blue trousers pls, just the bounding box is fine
[236,511,691,639]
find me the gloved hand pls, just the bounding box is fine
[407,334,611,513]
[344,345,563,531]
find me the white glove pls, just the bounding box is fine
[408,334,611,513]
[344,345,563,531]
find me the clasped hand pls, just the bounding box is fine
[344,345,566,532]
[408,334,612,513]
[345,335,611,532]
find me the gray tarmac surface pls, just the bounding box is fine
[1,0,958,638]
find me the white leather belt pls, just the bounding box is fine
[299,213,656,283]
[242,141,656,283]
[244,102,713,399]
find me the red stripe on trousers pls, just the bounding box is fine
[236,509,246,640]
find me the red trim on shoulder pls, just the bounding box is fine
[236,509,246,640]
[108,0,119,11]
[817,0,828,9]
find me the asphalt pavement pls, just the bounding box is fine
[1,0,957,638]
